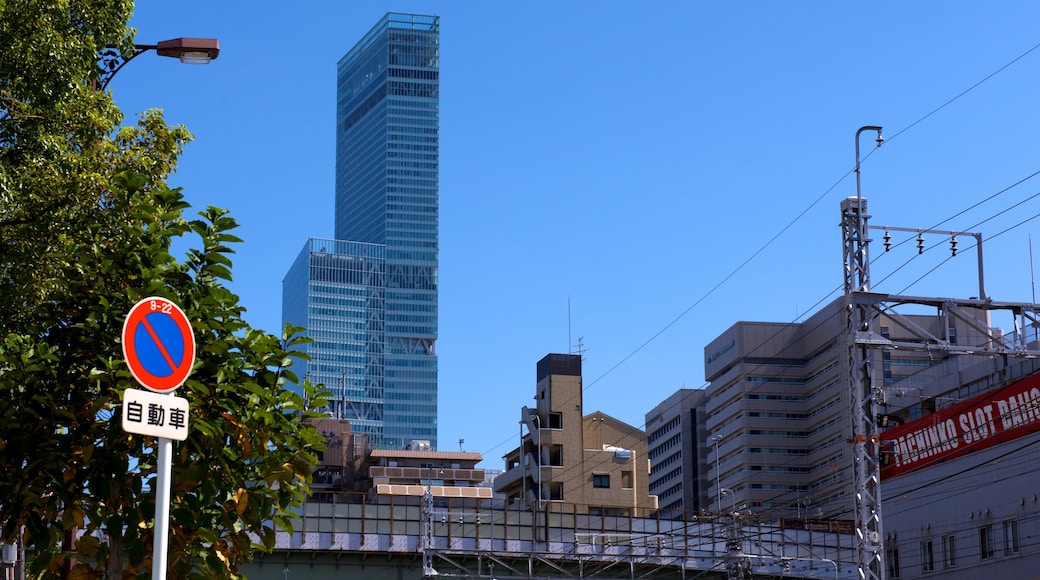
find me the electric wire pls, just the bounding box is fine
[529,172,1040,521]
[472,43,1040,557]
[479,39,1039,463]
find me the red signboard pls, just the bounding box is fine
[881,373,1040,479]
[121,297,195,393]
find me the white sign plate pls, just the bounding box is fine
[122,388,190,441]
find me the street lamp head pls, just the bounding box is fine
[96,36,221,91]
[155,38,220,64]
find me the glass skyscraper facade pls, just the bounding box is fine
[283,13,439,448]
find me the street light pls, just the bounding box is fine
[853,125,883,292]
[96,37,220,91]
[710,435,723,512]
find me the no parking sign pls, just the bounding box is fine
[119,296,195,580]
[121,296,195,393]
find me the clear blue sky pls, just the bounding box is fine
[117,2,1039,466]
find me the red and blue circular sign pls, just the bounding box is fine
[121,296,196,393]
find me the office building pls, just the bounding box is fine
[283,13,440,448]
[494,354,658,515]
[701,298,1001,519]
[665,197,1040,575]
[644,388,706,513]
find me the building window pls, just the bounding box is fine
[548,482,563,500]
[941,534,956,569]
[547,412,563,429]
[886,546,900,578]
[1003,519,1019,555]
[548,445,563,466]
[621,470,633,489]
[593,474,610,488]
[979,525,995,560]
[920,539,934,573]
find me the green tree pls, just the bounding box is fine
[0,2,328,578]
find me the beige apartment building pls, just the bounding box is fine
[307,419,489,503]
[493,353,657,516]
[368,442,491,502]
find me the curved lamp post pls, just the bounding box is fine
[96,37,220,91]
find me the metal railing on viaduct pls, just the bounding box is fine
[240,492,859,580]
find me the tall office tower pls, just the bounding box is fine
[283,13,439,449]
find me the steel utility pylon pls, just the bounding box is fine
[844,125,886,580]
[842,195,886,580]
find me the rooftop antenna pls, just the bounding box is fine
[458,438,464,452]
[573,337,587,361]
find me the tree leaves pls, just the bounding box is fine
[0,3,328,577]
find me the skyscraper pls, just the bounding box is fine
[283,13,439,448]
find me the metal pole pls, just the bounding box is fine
[152,438,173,580]
[711,435,722,511]
[854,126,883,293]
[847,125,886,580]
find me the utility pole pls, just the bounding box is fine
[723,511,751,580]
[844,125,887,580]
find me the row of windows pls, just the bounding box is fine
[654,466,682,484]
[388,133,437,143]
[388,67,438,80]
[385,303,437,313]
[387,213,437,223]
[391,125,438,135]
[387,143,437,152]
[388,116,437,127]
[387,195,437,205]
[388,80,437,99]
[387,164,437,177]
[343,81,388,133]
[388,151,438,161]
[387,99,438,110]
[386,238,438,248]
[387,31,438,44]
[388,54,437,68]
[652,450,682,472]
[648,433,682,459]
[748,411,808,420]
[386,250,437,262]
[385,403,436,413]
[387,177,437,187]
[386,325,436,336]
[656,482,683,498]
[648,416,681,443]
[385,314,436,324]
[384,390,435,401]
[907,520,1019,576]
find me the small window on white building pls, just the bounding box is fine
[979,525,995,560]
[941,534,956,569]
[920,539,934,573]
[1003,519,1019,555]
[592,474,610,488]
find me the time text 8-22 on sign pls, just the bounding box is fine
[121,296,196,393]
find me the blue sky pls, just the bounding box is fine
[117,2,1039,466]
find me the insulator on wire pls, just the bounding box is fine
[950,236,958,257]
[883,229,891,252]
[916,232,925,254]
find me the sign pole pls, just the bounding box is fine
[152,438,173,580]
[120,296,196,580]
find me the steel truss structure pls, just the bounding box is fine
[841,195,1040,580]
